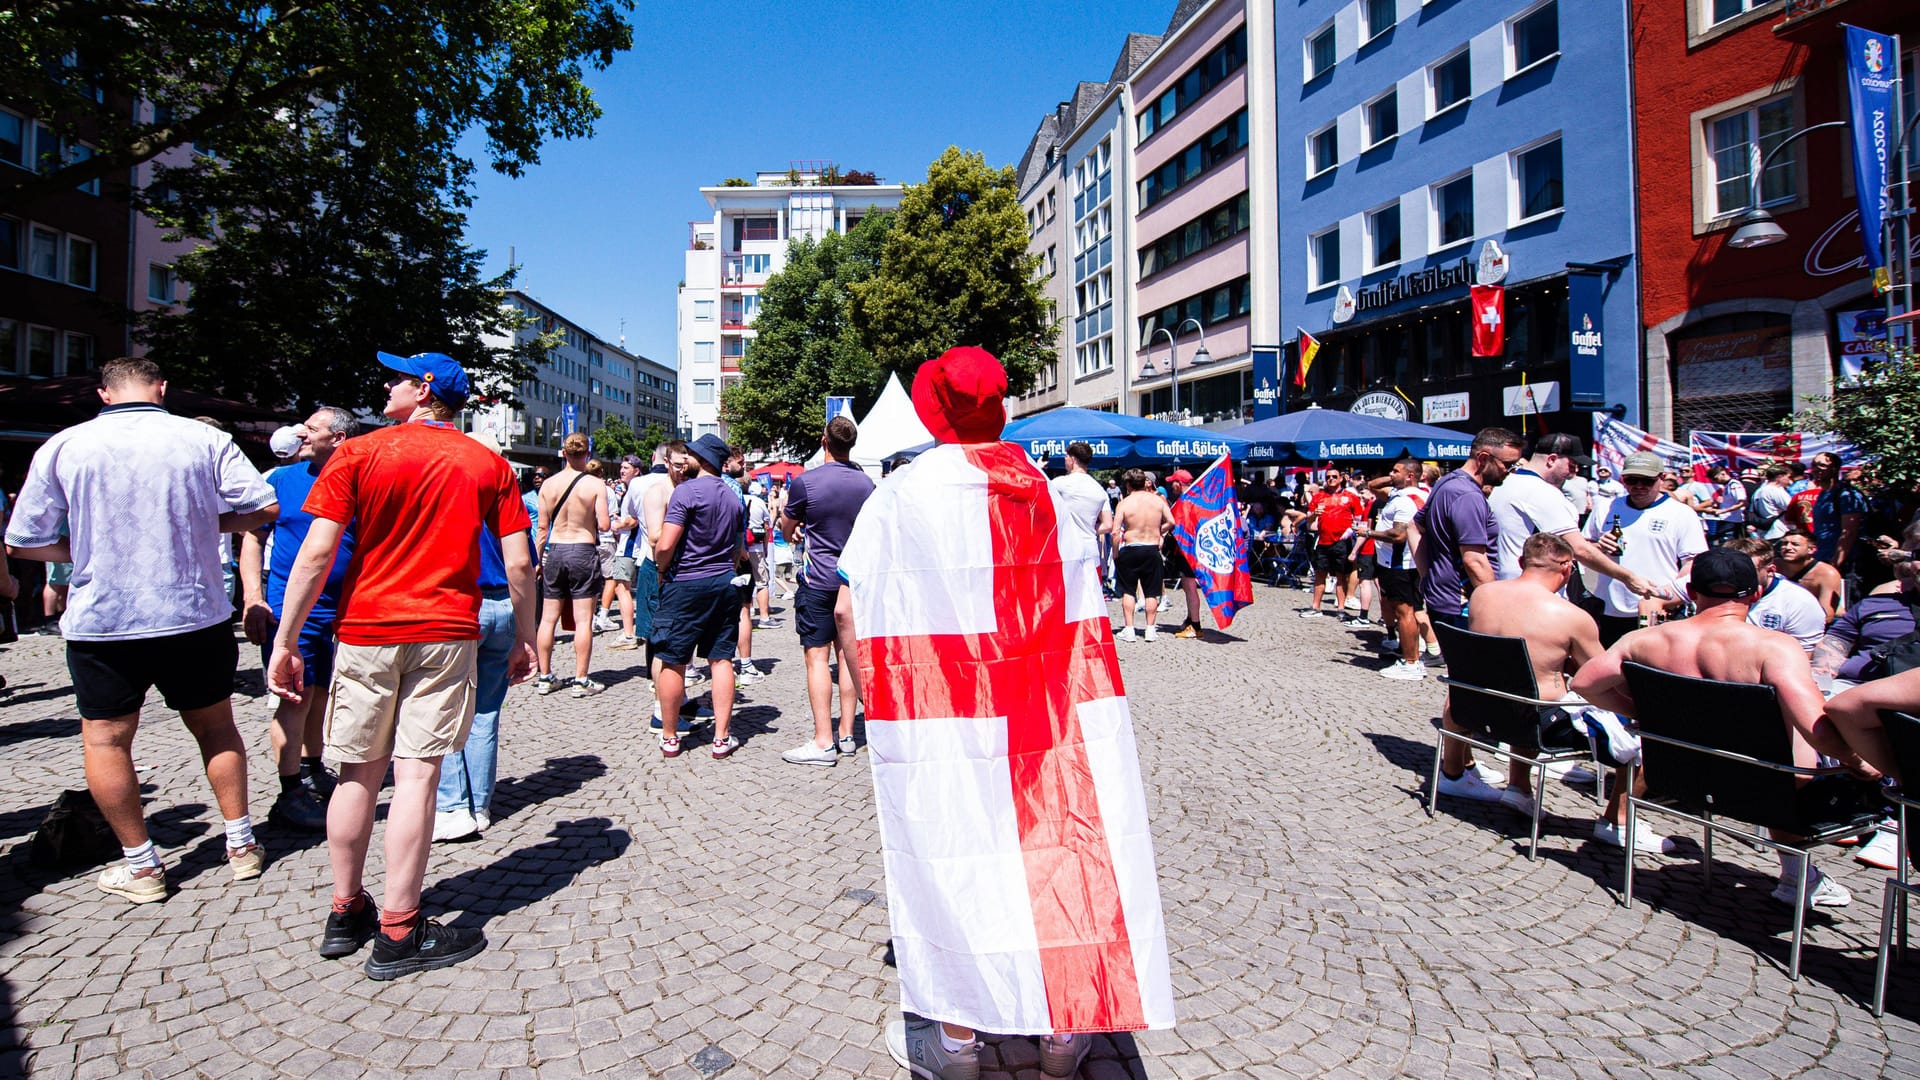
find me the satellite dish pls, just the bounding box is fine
[1331,285,1357,324]
[1477,239,1509,285]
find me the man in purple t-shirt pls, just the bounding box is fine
[778,415,876,767]
[1414,427,1523,624]
[652,433,747,760]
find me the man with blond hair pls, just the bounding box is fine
[533,431,611,697]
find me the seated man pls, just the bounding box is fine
[1775,529,1843,620]
[1811,521,1920,684]
[1572,549,1880,910]
[1435,533,1603,818]
[1727,537,1826,653]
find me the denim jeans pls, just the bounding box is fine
[437,594,515,814]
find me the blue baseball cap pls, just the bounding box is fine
[377,351,469,410]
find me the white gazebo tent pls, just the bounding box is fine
[805,372,934,475]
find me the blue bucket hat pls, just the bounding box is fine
[377,351,470,410]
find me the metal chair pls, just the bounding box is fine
[1428,620,1604,860]
[1871,710,1920,1016]
[1621,662,1883,981]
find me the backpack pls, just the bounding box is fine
[1859,593,1920,680]
[30,789,120,869]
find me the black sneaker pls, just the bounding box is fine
[268,788,328,832]
[319,894,380,958]
[363,918,486,981]
[301,763,338,802]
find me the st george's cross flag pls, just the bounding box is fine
[1170,455,1253,629]
[837,440,1176,1036]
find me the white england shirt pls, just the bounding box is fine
[1747,575,1826,653]
[1490,468,1579,580]
[5,403,275,641]
[1582,494,1708,618]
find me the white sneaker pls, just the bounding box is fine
[734,663,765,686]
[1545,761,1597,785]
[1135,601,1146,614]
[1298,609,1326,619]
[1474,759,1508,785]
[1380,660,1426,681]
[1771,869,1853,909]
[1344,597,1363,612]
[1499,786,1537,817]
[1436,768,1506,803]
[1143,625,1157,642]
[474,809,491,833]
[1378,638,1400,653]
[592,613,619,633]
[1114,627,1136,642]
[1593,819,1677,854]
[432,808,479,842]
[1857,826,1904,870]
[781,741,837,767]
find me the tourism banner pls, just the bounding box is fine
[1844,24,1898,283]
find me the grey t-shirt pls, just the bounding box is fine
[785,461,875,592]
[1414,468,1494,617]
[663,475,744,581]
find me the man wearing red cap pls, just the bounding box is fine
[844,347,1175,1078]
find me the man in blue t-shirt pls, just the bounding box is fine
[778,416,875,767]
[1809,451,1868,570]
[240,407,358,831]
[652,433,747,760]
[1414,428,1521,625]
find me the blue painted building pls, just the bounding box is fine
[1275,0,1641,436]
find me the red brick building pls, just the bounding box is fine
[1631,0,1915,440]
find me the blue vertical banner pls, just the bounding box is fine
[1844,23,1898,289]
[1250,348,1280,420]
[825,396,853,422]
[1568,273,1606,407]
[561,402,578,437]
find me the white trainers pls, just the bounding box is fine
[734,663,765,686]
[781,741,838,767]
[1857,825,1904,870]
[1380,660,1426,681]
[569,677,606,698]
[1143,625,1157,642]
[1473,759,1508,785]
[1499,786,1537,818]
[592,613,619,633]
[1298,609,1326,619]
[432,808,479,842]
[1436,768,1506,803]
[1114,627,1136,642]
[1593,819,1677,854]
[1771,869,1853,909]
[532,674,559,695]
[1545,761,1597,785]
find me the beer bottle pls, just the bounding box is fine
[1609,514,1626,556]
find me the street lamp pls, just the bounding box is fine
[1725,121,1847,249]
[1144,317,1211,424]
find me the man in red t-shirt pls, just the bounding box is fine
[269,351,535,981]
[1290,467,1370,619]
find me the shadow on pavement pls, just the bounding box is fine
[0,686,75,714]
[488,753,608,824]
[423,816,630,928]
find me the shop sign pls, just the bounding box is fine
[1568,272,1607,406]
[1349,391,1409,421]
[1423,392,1470,424]
[1355,258,1473,314]
[1836,307,1888,380]
[1503,381,1561,416]
[1252,349,1280,419]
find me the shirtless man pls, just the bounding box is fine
[1774,529,1842,620]
[1572,548,1878,907]
[533,432,611,696]
[1111,469,1175,642]
[1437,533,1602,819]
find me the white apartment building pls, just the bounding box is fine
[677,166,904,441]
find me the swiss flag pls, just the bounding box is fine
[1471,284,1505,357]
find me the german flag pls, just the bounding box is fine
[1295,329,1321,389]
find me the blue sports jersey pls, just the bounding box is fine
[265,462,356,618]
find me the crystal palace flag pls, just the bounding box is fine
[1171,454,1253,629]
[837,439,1176,1036]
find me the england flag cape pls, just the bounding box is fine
[837,440,1176,1036]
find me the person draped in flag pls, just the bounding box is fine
[1168,454,1253,631]
[841,347,1176,1079]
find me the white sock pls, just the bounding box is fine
[123,840,160,870]
[1778,850,1805,882]
[939,1029,970,1052]
[224,816,256,851]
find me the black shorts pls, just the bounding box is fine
[1378,566,1421,607]
[650,573,741,665]
[67,622,239,720]
[1161,538,1193,580]
[1356,551,1378,581]
[794,583,840,649]
[1115,545,1164,599]
[542,542,603,599]
[1312,538,1354,575]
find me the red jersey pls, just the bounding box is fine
[305,420,530,646]
[1309,488,1369,546]
[1784,486,1821,532]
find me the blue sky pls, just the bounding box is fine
[463,0,1175,370]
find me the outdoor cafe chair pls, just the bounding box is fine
[1871,709,1920,1016]
[1428,621,1605,861]
[1621,662,1883,981]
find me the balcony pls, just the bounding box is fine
[1775,0,1899,38]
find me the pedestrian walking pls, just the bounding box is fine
[532,432,611,697]
[652,433,747,760]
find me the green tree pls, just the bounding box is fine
[1790,347,1920,490]
[635,421,667,458]
[721,214,893,456]
[850,146,1058,394]
[0,0,634,213]
[590,415,642,461]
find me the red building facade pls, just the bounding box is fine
[1631,0,1916,440]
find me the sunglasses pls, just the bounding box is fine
[1622,476,1658,485]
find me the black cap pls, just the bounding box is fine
[1691,547,1760,599]
[1532,431,1593,468]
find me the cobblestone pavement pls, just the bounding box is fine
[4,584,1920,1079]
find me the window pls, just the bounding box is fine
[1365,90,1398,148]
[0,319,14,372]
[1510,1,1559,74]
[742,253,771,274]
[1367,203,1402,270]
[1306,25,1336,81]
[27,325,56,376]
[0,111,23,170]
[1308,124,1338,178]
[692,380,715,404]
[1138,193,1250,279]
[64,332,93,372]
[148,263,174,303]
[1708,97,1794,218]
[694,341,714,365]
[34,123,58,173]
[742,293,760,321]
[1429,50,1471,116]
[1139,276,1251,340]
[1709,0,1766,26]
[1514,137,1564,221]
[1310,227,1342,288]
[29,226,58,279]
[694,299,714,321]
[1138,110,1249,210]
[1138,27,1248,142]
[68,142,95,195]
[0,216,18,271]
[1435,174,1475,247]
[1364,0,1396,41]
[736,216,778,243]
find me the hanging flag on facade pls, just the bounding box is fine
[1471,284,1506,357]
[1295,329,1321,388]
[1844,23,1898,291]
[1170,454,1253,629]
